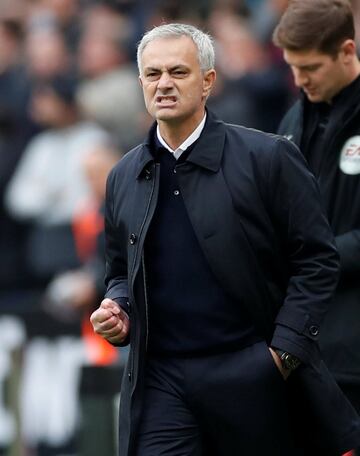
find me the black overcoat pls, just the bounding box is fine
[104,111,360,455]
[278,82,360,385]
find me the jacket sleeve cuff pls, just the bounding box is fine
[113,297,130,316]
[110,297,130,347]
[271,324,320,365]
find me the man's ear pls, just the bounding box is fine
[203,69,216,98]
[340,39,357,63]
[139,75,143,88]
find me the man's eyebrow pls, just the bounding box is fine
[294,63,322,70]
[143,66,161,72]
[144,64,189,72]
[169,65,188,70]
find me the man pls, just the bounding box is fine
[90,23,360,455]
[273,0,360,447]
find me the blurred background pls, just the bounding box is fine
[0,1,359,455]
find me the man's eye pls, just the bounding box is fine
[306,66,319,72]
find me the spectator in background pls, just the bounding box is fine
[45,144,122,318]
[30,0,81,52]
[5,74,111,286]
[44,144,122,365]
[251,0,289,44]
[24,25,73,82]
[208,0,250,18]
[207,10,291,132]
[145,0,209,27]
[20,22,76,141]
[76,3,145,150]
[274,2,360,454]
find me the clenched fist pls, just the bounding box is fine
[90,298,130,345]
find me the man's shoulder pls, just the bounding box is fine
[111,143,145,175]
[224,122,288,153]
[106,143,147,194]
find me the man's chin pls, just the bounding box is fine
[155,110,178,122]
[305,92,325,103]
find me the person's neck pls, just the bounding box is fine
[158,110,205,150]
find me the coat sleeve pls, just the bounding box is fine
[267,137,340,365]
[103,170,130,315]
[102,170,131,346]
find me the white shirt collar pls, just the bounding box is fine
[156,113,207,160]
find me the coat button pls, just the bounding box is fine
[128,372,132,382]
[129,233,137,245]
[145,169,152,180]
[309,325,319,336]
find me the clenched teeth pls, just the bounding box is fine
[157,96,176,102]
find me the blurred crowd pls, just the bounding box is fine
[0,0,359,454]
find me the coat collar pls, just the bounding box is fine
[135,109,226,178]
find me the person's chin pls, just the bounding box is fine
[155,108,178,121]
[305,91,324,103]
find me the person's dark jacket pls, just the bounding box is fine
[105,111,360,455]
[278,79,360,385]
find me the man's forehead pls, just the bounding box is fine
[283,48,331,66]
[140,35,199,68]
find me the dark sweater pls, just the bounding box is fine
[144,137,260,356]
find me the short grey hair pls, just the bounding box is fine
[137,23,215,75]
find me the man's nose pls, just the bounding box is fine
[293,68,309,87]
[157,72,173,89]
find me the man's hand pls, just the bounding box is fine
[269,346,291,380]
[90,298,130,345]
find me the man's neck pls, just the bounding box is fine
[157,110,205,150]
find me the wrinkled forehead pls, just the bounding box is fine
[139,35,199,70]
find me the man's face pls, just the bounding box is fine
[283,47,350,103]
[139,35,215,128]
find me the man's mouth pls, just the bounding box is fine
[156,96,177,106]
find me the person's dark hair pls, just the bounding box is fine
[273,0,355,56]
